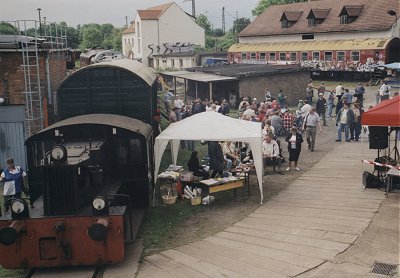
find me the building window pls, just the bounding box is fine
[250,52,256,60]
[290,52,297,61]
[337,51,346,61]
[171,59,175,67]
[312,52,320,60]
[302,34,314,40]
[138,39,141,53]
[162,59,167,64]
[340,15,348,24]
[260,52,266,60]
[156,59,160,67]
[301,52,308,61]
[136,22,140,36]
[125,39,127,45]
[279,52,286,61]
[241,52,247,60]
[179,59,183,68]
[324,51,333,61]
[351,51,360,61]
[308,18,315,27]
[269,52,276,61]
[281,20,288,28]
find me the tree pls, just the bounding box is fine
[253,0,307,16]
[0,22,18,35]
[80,26,102,49]
[232,17,251,34]
[196,14,212,35]
[211,28,224,37]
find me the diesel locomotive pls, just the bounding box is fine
[0,60,159,268]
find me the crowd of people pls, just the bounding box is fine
[163,78,398,176]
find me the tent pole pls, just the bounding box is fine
[195,82,198,99]
[174,77,177,95]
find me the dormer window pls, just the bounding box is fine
[307,9,330,27]
[339,5,364,24]
[280,11,303,28]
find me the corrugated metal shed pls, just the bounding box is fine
[0,105,26,170]
[162,70,237,82]
[229,38,391,53]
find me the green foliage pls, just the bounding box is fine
[80,26,102,49]
[211,28,224,37]
[196,14,212,35]
[232,17,251,34]
[0,22,18,35]
[252,0,307,16]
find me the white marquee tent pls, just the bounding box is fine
[154,112,264,203]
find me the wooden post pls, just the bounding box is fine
[195,82,198,99]
[174,77,177,95]
[209,82,213,101]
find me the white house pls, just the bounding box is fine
[122,2,205,68]
[121,23,135,59]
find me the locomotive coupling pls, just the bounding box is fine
[88,218,109,242]
[0,220,26,246]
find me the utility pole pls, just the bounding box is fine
[125,16,128,27]
[222,7,226,34]
[184,0,196,17]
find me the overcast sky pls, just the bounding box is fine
[0,0,260,29]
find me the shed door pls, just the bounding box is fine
[0,106,26,170]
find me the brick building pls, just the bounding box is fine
[229,0,400,72]
[0,35,67,134]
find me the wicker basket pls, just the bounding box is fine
[190,197,202,206]
[162,195,177,205]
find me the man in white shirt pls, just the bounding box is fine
[174,96,184,120]
[378,81,391,102]
[262,134,281,171]
[335,82,344,101]
[303,107,322,152]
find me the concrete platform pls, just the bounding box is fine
[136,142,398,277]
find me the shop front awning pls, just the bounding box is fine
[229,38,391,53]
[162,70,237,83]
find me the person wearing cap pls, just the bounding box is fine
[335,102,355,142]
[0,158,27,212]
[302,107,322,152]
[316,93,327,126]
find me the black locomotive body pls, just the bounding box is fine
[0,60,158,268]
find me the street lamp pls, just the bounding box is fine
[37,8,42,35]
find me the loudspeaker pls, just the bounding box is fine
[369,126,388,149]
[362,171,384,188]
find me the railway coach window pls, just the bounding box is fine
[241,52,247,60]
[351,51,360,61]
[337,51,346,61]
[290,52,297,61]
[279,53,286,61]
[324,51,333,61]
[312,52,320,60]
[301,52,308,61]
[260,52,266,60]
[250,53,256,60]
[269,52,276,61]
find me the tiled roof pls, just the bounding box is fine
[282,11,303,22]
[138,2,174,20]
[121,25,135,34]
[137,10,163,20]
[308,9,330,19]
[240,0,399,37]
